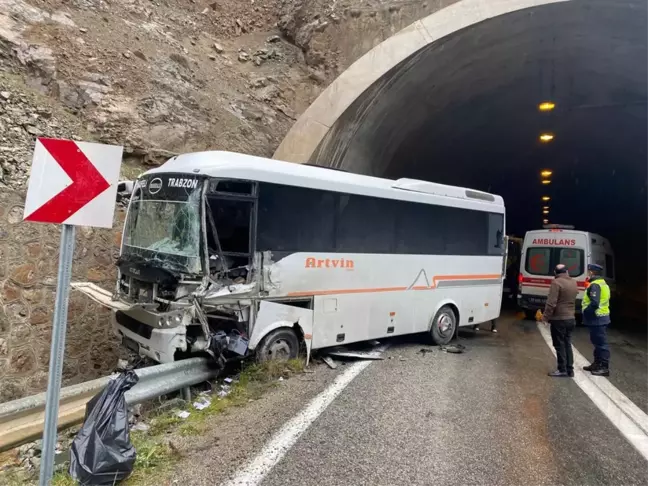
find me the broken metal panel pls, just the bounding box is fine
[202,282,257,301]
[326,349,385,360]
[249,301,314,360]
[71,282,134,312]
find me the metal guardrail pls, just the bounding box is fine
[0,358,219,452]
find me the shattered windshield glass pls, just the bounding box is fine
[122,175,203,275]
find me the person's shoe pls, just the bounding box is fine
[548,370,569,377]
[591,367,610,377]
[583,362,599,372]
[474,326,480,331]
[491,329,498,333]
[567,370,574,377]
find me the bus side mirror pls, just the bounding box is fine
[117,181,134,196]
[117,181,135,204]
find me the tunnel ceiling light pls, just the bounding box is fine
[543,219,549,224]
[541,170,553,177]
[538,101,556,112]
[542,196,551,201]
[543,210,549,214]
[543,206,550,210]
[539,133,555,142]
[542,179,551,185]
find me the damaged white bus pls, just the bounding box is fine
[73,151,506,365]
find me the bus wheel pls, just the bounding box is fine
[523,310,536,321]
[430,306,457,345]
[256,328,300,362]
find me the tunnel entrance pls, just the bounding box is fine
[304,0,646,307]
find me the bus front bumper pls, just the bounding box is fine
[112,309,188,363]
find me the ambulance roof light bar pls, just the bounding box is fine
[543,224,575,230]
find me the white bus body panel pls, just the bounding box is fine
[267,252,503,350]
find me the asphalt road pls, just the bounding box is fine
[256,313,648,486]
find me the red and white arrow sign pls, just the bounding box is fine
[23,138,123,228]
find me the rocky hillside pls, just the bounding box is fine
[0,0,345,401]
[0,0,332,176]
[0,0,444,400]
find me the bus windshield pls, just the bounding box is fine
[122,175,204,275]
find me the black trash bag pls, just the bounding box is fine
[69,370,139,485]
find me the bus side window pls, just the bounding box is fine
[444,207,486,256]
[257,183,336,255]
[336,194,396,253]
[487,213,504,255]
[394,201,444,254]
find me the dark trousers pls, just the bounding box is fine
[550,319,576,372]
[588,325,610,367]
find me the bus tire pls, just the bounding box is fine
[430,306,457,345]
[523,310,536,321]
[256,328,300,362]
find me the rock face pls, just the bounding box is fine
[0,0,325,402]
[0,0,455,401]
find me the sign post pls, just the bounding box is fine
[22,138,122,486]
[39,224,75,484]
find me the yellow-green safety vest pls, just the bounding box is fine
[582,278,610,316]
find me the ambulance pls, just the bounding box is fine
[517,225,615,320]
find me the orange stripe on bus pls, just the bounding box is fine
[286,274,501,297]
[287,286,408,297]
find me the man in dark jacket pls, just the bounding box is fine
[542,264,578,377]
[582,263,611,376]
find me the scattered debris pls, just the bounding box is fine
[439,344,466,354]
[176,410,191,419]
[131,422,150,432]
[399,356,407,362]
[278,377,284,382]
[267,35,281,43]
[193,397,211,411]
[418,348,434,354]
[327,349,384,360]
[322,356,338,369]
[224,377,233,384]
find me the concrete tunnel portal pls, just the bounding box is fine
[275,0,647,302]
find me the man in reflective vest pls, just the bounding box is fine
[582,263,611,376]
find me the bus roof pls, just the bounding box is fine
[143,151,505,212]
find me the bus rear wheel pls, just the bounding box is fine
[430,306,457,345]
[256,328,300,362]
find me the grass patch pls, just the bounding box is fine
[16,359,305,486]
[174,358,305,437]
[147,413,183,436]
[51,472,76,486]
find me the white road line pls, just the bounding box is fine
[537,323,648,461]
[222,353,381,486]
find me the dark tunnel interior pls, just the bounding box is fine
[311,0,647,298]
